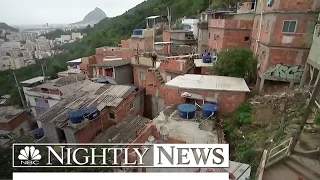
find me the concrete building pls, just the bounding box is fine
[163,30,196,45]
[182,18,199,38]
[61,35,71,43]
[23,40,36,52]
[253,0,320,93]
[20,74,86,118]
[21,32,39,41]
[165,74,250,115]
[0,106,29,146]
[71,32,83,39]
[95,46,133,61]
[0,56,34,70]
[57,58,82,77]
[130,29,155,51]
[90,56,133,85]
[35,82,145,143]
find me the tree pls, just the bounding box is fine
[213,48,258,83]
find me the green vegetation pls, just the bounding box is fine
[316,114,320,125]
[235,102,253,126]
[213,48,258,84]
[0,22,19,32]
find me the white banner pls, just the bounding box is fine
[13,173,229,180]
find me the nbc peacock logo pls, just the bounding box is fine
[18,146,42,165]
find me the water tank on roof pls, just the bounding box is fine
[82,107,100,120]
[201,103,218,118]
[130,84,139,91]
[68,110,85,124]
[178,104,197,119]
[32,128,44,139]
[202,55,212,63]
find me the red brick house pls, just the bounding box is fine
[165,74,250,115]
[132,54,196,118]
[252,0,320,93]
[36,81,145,143]
[0,106,29,146]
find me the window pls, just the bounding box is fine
[44,99,48,104]
[209,33,211,39]
[109,113,115,120]
[129,103,134,110]
[244,37,250,42]
[140,72,145,80]
[282,20,297,33]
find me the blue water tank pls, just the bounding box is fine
[32,128,44,139]
[130,84,139,91]
[202,55,212,63]
[68,110,85,124]
[82,107,100,120]
[178,104,197,119]
[201,103,218,118]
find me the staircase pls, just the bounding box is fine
[154,68,165,85]
[264,154,320,180]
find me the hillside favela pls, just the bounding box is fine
[1,0,320,180]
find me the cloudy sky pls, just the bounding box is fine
[0,0,146,25]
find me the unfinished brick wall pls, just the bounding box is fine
[74,90,144,143]
[163,31,170,42]
[208,19,253,51]
[121,39,130,48]
[258,0,320,12]
[0,112,28,131]
[164,87,246,115]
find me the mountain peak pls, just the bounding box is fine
[71,7,107,25]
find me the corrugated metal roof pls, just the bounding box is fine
[36,82,136,128]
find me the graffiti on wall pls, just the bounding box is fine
[264,64,304,80]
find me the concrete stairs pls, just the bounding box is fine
[154,69,165,85]
[263,154,320,180]
[284,155,320,180]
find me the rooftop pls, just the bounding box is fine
[0,106,24,123]
[36,82,136,129]
[152,106,219,143]
[194,59,214,67]
[93,116,151,144]
[67,58,82,63]
[20,76,45,85]
[165,74,250,92]
[91,59,131,67]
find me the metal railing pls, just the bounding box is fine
[266,137,293,164]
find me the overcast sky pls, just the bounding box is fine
[0,0,146,25]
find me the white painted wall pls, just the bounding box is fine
[182,19,199,38]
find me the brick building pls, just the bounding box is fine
[198,1,255,55]
[36,81,144,143]
[132,54,196,118]
[207,13,254,53]
[165,74,250,115]
[252,0,320,93]
[0,106,29,146]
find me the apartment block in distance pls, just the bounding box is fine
[252,0,320,93]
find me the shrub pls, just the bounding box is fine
[235,102,253,126]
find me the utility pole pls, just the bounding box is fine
[289,75,320,152]
[13,72,26,109]
[167,7,171,30]
[41,63,46,80]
